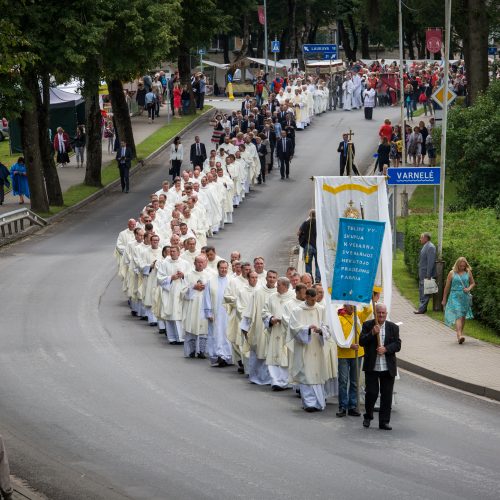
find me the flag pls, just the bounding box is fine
[314,176,393,348]
[426,28,442,54]
[257,5,266,25]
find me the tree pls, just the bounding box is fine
[445,80,500,208]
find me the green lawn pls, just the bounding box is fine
[393,250,500,345]
[408,180,458,214]
[38,109,211,217]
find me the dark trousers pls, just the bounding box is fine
[258,157,266,183]
[269,145,275,171]
[118,164,130,192]
[340,158,347,176]
[364,370,395,425]
[0,180,5,204]
[171,159,182,179]
[147,103,155,120]
[364,106,373,120]
[197,92,205,109]
[192,156,204,168]
[340,158,359,176]
[279,156,290,178]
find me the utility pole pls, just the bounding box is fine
[398,0,408,219]
[264,0,269,75]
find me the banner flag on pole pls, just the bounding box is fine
[257,5,266,25]
[332,218,386,304]
[314,176,392,348]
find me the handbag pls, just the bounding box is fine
[423,278,439,295]
[457,273,473,307]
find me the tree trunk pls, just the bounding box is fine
[348,15,358,60]
[405,29,415,60]
[37,72,64,205]
[83,70,103,187]
[221,33,230,64]
[20,74,49,212]
[256,27,264,60]
[235,13,250,61]
[361,23,370,58]
[178,45,197,114]
[464,0,489,104]
[338,20,356,61]
[108,78,136,159]
[288,0,297,58]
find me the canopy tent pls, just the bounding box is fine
[10,87,86,153]
[245,57,287,69]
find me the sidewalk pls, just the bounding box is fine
[0,113,165,215]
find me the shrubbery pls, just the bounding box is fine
[404,209,500,333]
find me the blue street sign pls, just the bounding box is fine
[387,167,441,185]
[271,40,280,53]
[323,52,338,60]
[488,46,497,55]
[198,48,206,55]
[303,44,337,54]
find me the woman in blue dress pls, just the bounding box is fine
[10,157,30,204]
[442,257,475,344]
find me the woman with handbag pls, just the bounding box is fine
[169,136,183,180]
[442,257,475,344]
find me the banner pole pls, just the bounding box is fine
[353,306,360,411]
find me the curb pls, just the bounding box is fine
[0,108,213,246]
[289,244,500,403]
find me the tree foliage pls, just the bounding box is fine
[445,80,500,209]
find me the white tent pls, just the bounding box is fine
[246,57,287,69]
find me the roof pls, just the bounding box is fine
[50,88,85,108]
[201,60,230,70]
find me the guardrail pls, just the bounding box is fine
[0,208,47,239]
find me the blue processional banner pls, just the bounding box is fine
[331,218,386,304]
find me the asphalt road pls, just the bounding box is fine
[1,105,499,500]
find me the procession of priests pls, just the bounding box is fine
[114,178,386,413]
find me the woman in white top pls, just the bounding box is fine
[169,136,184,179]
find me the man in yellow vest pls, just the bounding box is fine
[336,302,373,417]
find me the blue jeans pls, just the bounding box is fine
[338,358,362,410]
[303,244,320,283]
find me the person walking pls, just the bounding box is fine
[173,82,182,118]
[276,130,293,180]
[145,88,156,122]
[0,162,10,206]
[360,303,401,431]
[297,209,320,283]
[73,125,86,168]
[116,141,132,193]
[190,136,207,168]
[442,257,475,344]
[376,137,391,174]
[414,232,437,314]
[53,126,71,167]
[363,85,376,120]
[169,136,183,180]
[337,133,358,176]
[10,157,29,204]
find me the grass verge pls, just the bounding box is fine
[38,109,211,217]
[393,250,500,345]
[408,180,458,214]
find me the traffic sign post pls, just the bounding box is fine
[387,167,441,186]
[271,40,280,53]
[323,51,338,60]
[431,84,457,108]
[198,48,206,73]
[303,44,337,54]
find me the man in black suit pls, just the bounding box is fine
[276,130,293,180]
[255,136,267,184]
[262,123,276,172]
[190,135,207,168]
[277,106,288,124]
[337,133,359,176]
[359,303,401,430]
[241,94,252,113]
[116,140,132,193]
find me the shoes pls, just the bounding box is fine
[237,366,245,374]
[169,341,177,345]
[363,419,371,428]
[413,310,425,314]
[271,385,287,391]
[131,311,138,316]
[197,353,206,359]
[379,423,392,431]
[125,189,129,193]
[158,329,166,334]
[348,408,361,417]
[336,408,347,418]
[458,336,465,344]
[189,352,196,358]
[149,322,158,327]
[175,341,184,345]
[140,316,148,321]
[280,176,285,180]
[304,406,319,413]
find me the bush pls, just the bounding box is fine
[442,80,500,209]
[404,209,500,334]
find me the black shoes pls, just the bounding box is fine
[336,408,347,418]
[131,311,137,316]
[271,385,287,391]
[379,423,392,430]
[413,310,425,314]
[363,419,371,428]
[348,408,361,417]
[158,329,166,334]
[140,316,148,321]
[304,406,319,413]
[189,352,196,358]
[197,353,206,359]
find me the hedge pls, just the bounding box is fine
[404,209,500,334]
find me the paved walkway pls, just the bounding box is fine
[0,113,166,215]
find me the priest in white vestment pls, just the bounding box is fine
[143,235,163,326]
[342,75,354,111]
[203,260,233,367]
[288,288,332,412]
[156,246,191,344]
[182,255,210,358]
[263,277,296,390]
[115,219,136,267]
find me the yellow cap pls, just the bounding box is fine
[373,285,383,293]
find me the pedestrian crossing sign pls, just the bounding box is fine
[271,40,280,53]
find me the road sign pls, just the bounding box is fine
[198,48,206,55]
[323,52,338,60]
[271,40,280,53]
[303,44,337,54]
[488,46,498,55]
[387,167,441,186]
[431,85,457,108]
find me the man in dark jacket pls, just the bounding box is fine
[297,209,320,283]
[276,130,293,180]
[116,141,132,193]
[189,136,207,168]
[359,303,401,430]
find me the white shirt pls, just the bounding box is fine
[374,322,388,372]
[170,143,184,161]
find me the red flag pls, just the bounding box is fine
[257,5,266,25]
[426,28,442,54]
